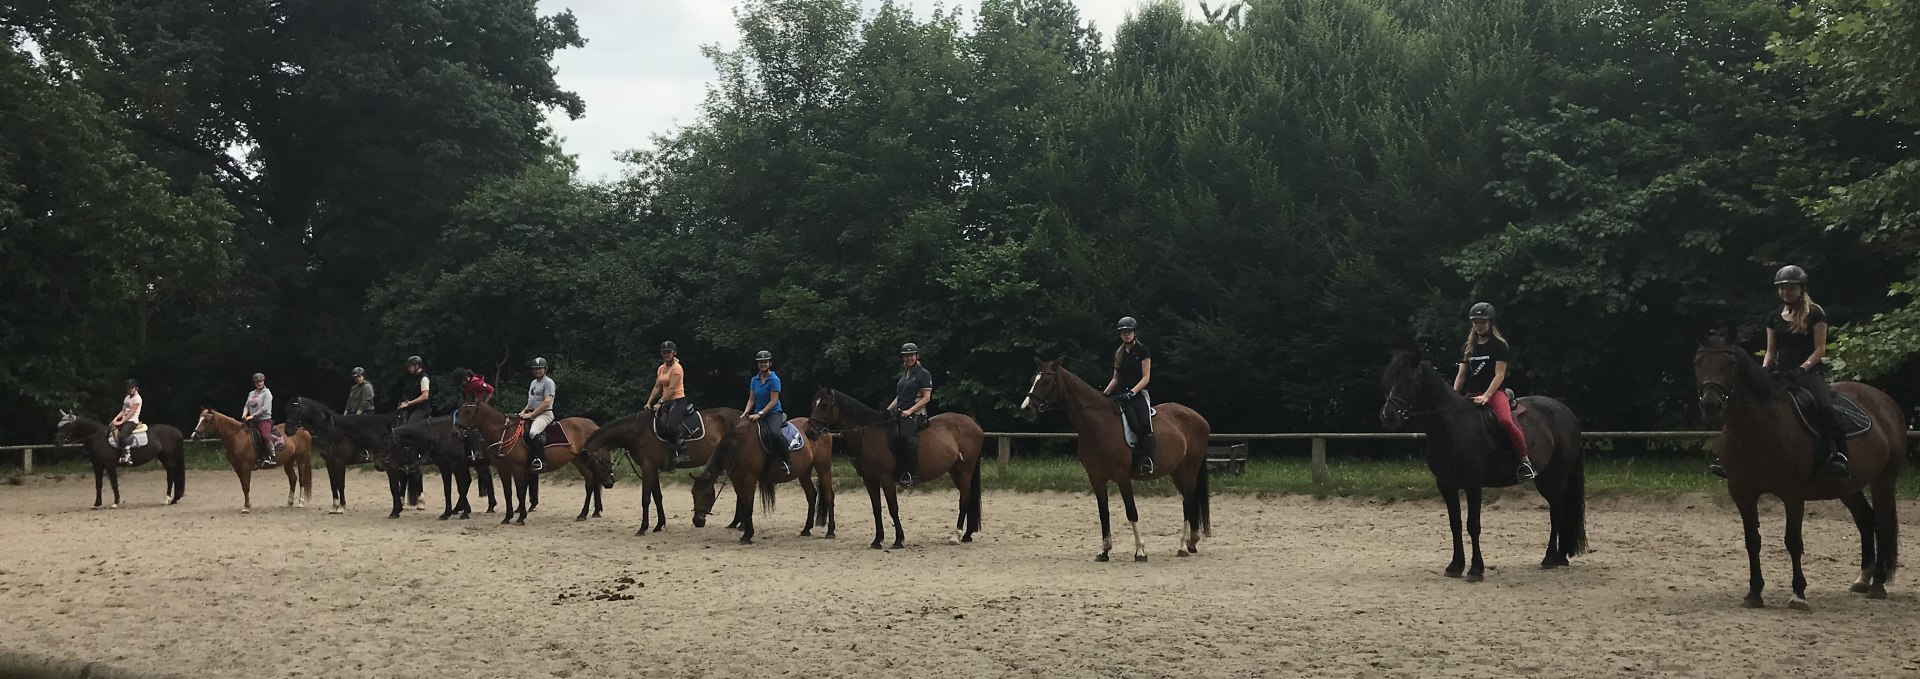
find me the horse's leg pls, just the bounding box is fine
[1735,492,1766,608]
[499,471,517,525]
[387,471,405,519]
[1175,460,1200,556]
[636,471,654,536]
[479,463,496,512]
[439,466,456,520]
[1118,479,1146,562]
[883,483,905,549]
[1092,478,1113,562]
[455,462,473,519]
[652,471,669,532]
[238,464,255,514]
[1464,486,1485,581]
[91,463,105,509]
[515,470,531,525]
[1869,478,1898,598]
[865,476,886,550]
[327,458,347,514]
[408,468,424,509]
[1784,499,1810,610]
[821,465,836,539]
[1841,492,1876,593]
[735,475,756,545]
[107,465,122,508]
[285,461,299,507]
[799,473,818,537]
[1439,484,1464,577]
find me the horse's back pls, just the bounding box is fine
[1833,382,1908,477]
[1150,402,1211,459]
[926,413,985,459]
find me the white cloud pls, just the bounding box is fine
[538,0,1173,181]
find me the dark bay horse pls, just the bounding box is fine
[461,400,609,525]
[1019,359,1212,562]
[193,409,313,514]
[286,398,436,515]
[808,388,984,549]
[1695,332,1905,607]
[54,411,186,509]
[384,416,487,520]
[1380,350,1587,580]
[713,415,835,544]
[579,408,741,535]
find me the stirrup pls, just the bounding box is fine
[1516,461,1537,481]
[1708,463,1727,479]
[1132,457,1157,476]
[529,457,546,473]
[897,472,918,487]
[1820,451,1850,478]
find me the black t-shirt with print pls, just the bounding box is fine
[1769,304,1828,371]
[1460,337,1510,396]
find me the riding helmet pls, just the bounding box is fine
[1116,316,1139,331]
[1774,265,1809,286]
[900,343,921,355]
[251,372,266,381]
[125,379,139,389]
[1468,302,1496,321]
[660,341,678,353]
[351,367,365,377]
[528,356,549,370]
[754,350,773,362]
[405,355,423,366]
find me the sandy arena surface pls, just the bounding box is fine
[1,468,1916,678]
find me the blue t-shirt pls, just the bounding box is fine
[750,371,783,414]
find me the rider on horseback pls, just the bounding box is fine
[1102,317,1157,476]
[887,343,933,486]
[345,367,376,415]
[244,372,281,469]
[743,350,788,475]
[1764,265,1849,478]
[645,341,693,465]
[393,356,431,426]
[110,379,141,466]
[1452,303,1536,481]
[450,367,495,462]
[522,357,557,472]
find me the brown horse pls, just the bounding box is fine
[713,415,835,543]
[578,408,741,535]
[459,399,608,525]
[1695,332,1905,607]
[1019,359,1212,561]
[54,411,187,509]
[193,408,313,514]
[808,387,983,549]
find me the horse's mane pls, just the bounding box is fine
[1383,350,1462,409]
[60,416,106,433]
[583,412,648,451]
[825,389,885,426]
[1699,332,1780,398]
[391,416,451,445]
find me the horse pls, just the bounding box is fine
[1018,359,1212,562]
[1694,331,1905,607]
[192,408,313,514]
[712,415,836,544]
[459,399,609,525]
[578,408,741,535]
[807,387,983,549]
[1379,349,1588,580]
[383,416,489,520]
[285,397,452,515]
[53,411,186,509]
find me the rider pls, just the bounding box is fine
[450,367,495,462]
[344,367,376,415]
[393,356,431,426]
[1451,303,1536,481]
[744,351,788,475]
[1764,265,1849,478]
[243,372,280,468]
[1101,317,1155,476]
[885,343,933,486]
[644,341,692,465]
[522,357,557,472]
[110,379,142,466]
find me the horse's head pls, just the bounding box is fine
[1693,330,1744,423]
[1380,350,1428,431]
[808,387,841,433]
[285,398,318,434]
[1019,357,1068,421]
[191,408,220,440]
[691,477,718,527]
[583,448,616,490]
[54,409,80,443]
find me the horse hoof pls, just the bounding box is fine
[1741,597,1765,609]
[437,515,451,521]
[1095,553,1110,562]
[514,519,525,526]
[458,514,470,520]
[1788,597,1811,611]
[739,537,753,545]
[801,529,813,537]
[387,513,401,519]
[1177,550,1190,558]
[1444,570,1463,578]
[1868,587,1889,600]
[91,506,100,511]
[1134,554,1148,563]
[111,504,120,509]
[961,535,972,543]
[1464,572,1484,583]
[870,542,884,550]
[575,516,588,522]
[892,542,905,550]
[328,509,344,515]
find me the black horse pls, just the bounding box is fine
[1380,350,1588,579]
[55,411,186,508]
[286,398,407,514]
[383,416,493,520]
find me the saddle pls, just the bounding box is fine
[108,423,150,449]
[652,406,704,443]
[505,418,570,448]
[759,421,806,457]
[1114,397,1158,450]
[248,425,286,452]
[1786,388,1873,439]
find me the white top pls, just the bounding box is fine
[121,394,143,423]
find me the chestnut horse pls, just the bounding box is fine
[579,408,741,535]
[459,399,608,525]
[1019,359,1212,562]
[713,415,835,544]
[1695,332,1904,608]
[193,408,313,514]
[807,388,983,549]
[1380,350,1587,580]
[54,411,186,508]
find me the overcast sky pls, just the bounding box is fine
[535,0,1164,181]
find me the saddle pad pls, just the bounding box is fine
[544,423,570,448]
[109,430,149,449]
[652,406,705,443]
[1788,389,1873,439]
[782,423,805,451]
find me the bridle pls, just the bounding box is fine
[806,393,883,436]
[1382,381,1482,420]
[1693,346,1786,405]
[1023,369,1111,414]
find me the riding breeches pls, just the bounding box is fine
[1117,391,1153,443]
[527,412,554,437]
[1473,391,1530,460]
[116,421,138,450]
[1786,369,1844,446]
[757,411,789,459]
[888,414,925,474]
[655,399,692,445]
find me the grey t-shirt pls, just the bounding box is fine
[244,388,273,421]
[526,377,557,413]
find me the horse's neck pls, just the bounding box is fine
[831,391,884,428]
[1732,359,1784,404]
[212,415,250,447]
[1056,368,1118,431]
[1413,369,1486,448]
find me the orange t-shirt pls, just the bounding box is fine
[656,361,686,400]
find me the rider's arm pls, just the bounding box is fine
[743,389,756,417]
[762,391,781,417]
[1804,323,1828,370]
[1486,362,1509,395]
[906,388,931,417]
[413,377,431,407]
[532,394,553,417]
[1763,328,1777,368]
[1103,370,1120,395]
[644,380,662,409]
[1451,363,1467,393]
[1129,359,1152,396]
[664,369,683,402]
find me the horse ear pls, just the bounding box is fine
[1053,354,1067,366]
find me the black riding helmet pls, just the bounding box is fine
[660,341,677,353]
[406,355,423,366]
[1469,302,1496,321]
[351,367,365,377]
[528,356,549,370]
[900,343,920,355]
[125,379,138,389]
[1116,316,1139,331]
[1774,265,1809,286]
[754,350,773,361]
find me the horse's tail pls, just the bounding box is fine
[758,466,777,514]
[1560,450,1588,558]
[1196,452,1213,537]
[966,451,983,535]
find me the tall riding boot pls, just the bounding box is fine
[1132,432,1158,476]
[669,440,689,466]
[255,432,277,468]
[898,438,920,486]
[1822,432,1851,478]
[527,433,547,472]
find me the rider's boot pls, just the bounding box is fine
[1131,433,1158,477]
